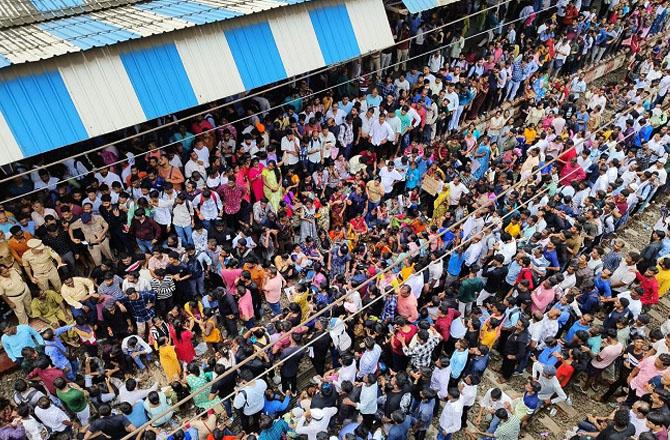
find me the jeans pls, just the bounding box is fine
[174,225,194,246]
[268,302,281,315]
[505,80,521,101]
[449,105,465,131]
[64,358,79,381]
[76,404,91,425]
[136,238,154,254]
[189,274,205,297]
[437,431,452,440]
[71,300,98,324]
[127,352,152,370]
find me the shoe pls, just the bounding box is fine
[549,408,557,417]
[566,396,573,406]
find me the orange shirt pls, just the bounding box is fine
[8,233,33,262]
[158,165,185,185]
[243,263,267,290]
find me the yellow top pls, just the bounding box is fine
[657,265,670,298]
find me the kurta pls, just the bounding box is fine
[159,345,181,382]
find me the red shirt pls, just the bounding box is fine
[435,309,460,341]
[391,325,418,354]
[637,272,660,305]
[556,362,574,388]
[27,367,65,395]
[559,162,586,184]
[217,183,245,214]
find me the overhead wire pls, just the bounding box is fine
[163,149,611,437]
[118,49,664,438]
[0,0,523,190]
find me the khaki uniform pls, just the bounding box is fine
[70,215,113,265]
[0,241,17,269]
[22,246,61,291]
[31,290,72,326]
[60,277,95,309]
[0,268,32,324]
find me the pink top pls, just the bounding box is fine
[170,327,196,363]
[263,274,284,304]
[397,294,419,323]
[591,342,623,370]
[248,164,265,202]
[630,355,667,396]
[238,290,254,320]
[220,268,243,290]
[531,285,555,315]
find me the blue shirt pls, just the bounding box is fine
[543,249,560,268]
[538,345,561,367]
[1,325,44,361]
[44,325,74,371]
[366,94,383,108]
[447,251,465,277]
[450,349,468,378]
[388,415,416,440]
[259,419,289,440]
[263,396,290,417]
[505,260,522,285]
[126,401,149,427]
[594,275,612,298]
[565,320,590,343]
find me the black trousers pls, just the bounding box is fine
[239,411,260,433]
[281,374,297,393]
[501,355,517,380]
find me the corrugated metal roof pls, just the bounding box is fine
[0,0,396,164]
[0,0,146,28]
[400,0,459,14]
[0,0,314,67]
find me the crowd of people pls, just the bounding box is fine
[2,0,670,439]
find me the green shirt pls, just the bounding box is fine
[57,386,87,413]
[458,277,484,303]
[494,414,521,440]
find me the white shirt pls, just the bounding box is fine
[480,388,513,412]
[439,399,463,434]
[34,405,69,433]
[306,137,323,163]
[281,136,301,165]
[589,94,607,113]
[428,259,444,283]
[660,75,670,96]
[356,383,378,414]
[116,382,158,405]
[430,366,451,399]
[233,379,268,416]
[448,181,469,205]
[461,383,478,407]
[185,159,207,179]
[94,171,122,188]
[555,41,571,61]
[405,272,425,298]
[295,407,338,440]
[445,91,459,112]
[369,119,395,146]
[378,167,404,193]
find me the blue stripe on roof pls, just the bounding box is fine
[0,54,11,68]
[401,0,438,14]
[30,0,85,13]
[309,4,360,65]
[38,16,140,50]
[120,42,198,119]
[0,70,88,157]
[225,21,287,90]
[136,0,241,25]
